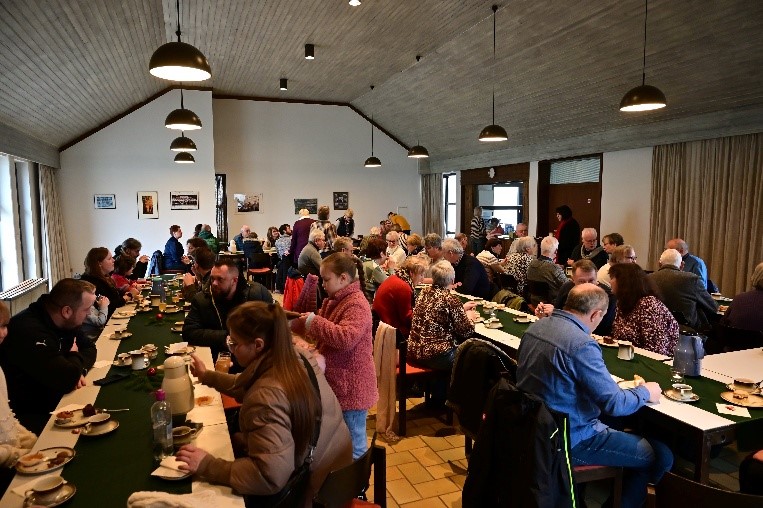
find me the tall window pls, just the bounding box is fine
[215,174,228,244]
[443,173,457,237]
[479,182,523,232]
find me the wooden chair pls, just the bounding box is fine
[313,434,386,508]
[246,252,273,289]
[646,471,763,508]
[526,279,551,306]
[573,465,623,508]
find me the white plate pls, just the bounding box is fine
[112,358,132,367]
[663,388,699,402]
[596,338,618,348]
[617,380,640,389]
[16,447,76,474]
[23,482,77,506]
[114,311,137,318]
[109,332,133,340]
[81,419,119,437]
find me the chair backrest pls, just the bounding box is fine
[526,279,550,305]
[648,471,763,508]
[499,273,519,293]
[671,310,690,326]
[247,251,271,269]
[313,434,386,508]
[148,250,163,275]
[709,322,763,353]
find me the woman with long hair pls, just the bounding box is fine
[609,263,679,356]
[265,226,280,250]
[81,247,135,317]
[176,302,351,506]
[292,253,378,459]
[554,204,581,265]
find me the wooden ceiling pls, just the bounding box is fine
[1,0,762,170]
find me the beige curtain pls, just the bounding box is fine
[649,133,763,296]
[39,165,72,285]
[420,173,444,236]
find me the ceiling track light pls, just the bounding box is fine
[170,131,197,152]
[280,78,288,91]
[620,0,666,112]
[174,151,195,164]
[165,88,202,130]
[364,86,382,168]
[149,0,211,81]
[408,55,430,159]
[349,0,361,6]
[479,5,508,142]
[305,43,315,60]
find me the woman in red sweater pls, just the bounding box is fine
[372,256,429,337]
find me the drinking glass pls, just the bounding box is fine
[158,301,167,313]
[670,367,684,385]
[172,292,181,304]
[215,352,232,373]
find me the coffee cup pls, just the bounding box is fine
[26,476,65,503]
[673,383,693,399]
[732,378,757,394]
[617,341,635,361]
[130,351,149,370]
[117,352,131,365]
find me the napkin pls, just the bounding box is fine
[167,342,189,354]
[11,474,61,498]
[150,456,189,479]
[716,403,751,417]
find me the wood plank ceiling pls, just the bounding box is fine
[1,0,762,170]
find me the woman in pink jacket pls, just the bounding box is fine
[293,253,378,459]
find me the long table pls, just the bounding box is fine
[462,295,763,483]
[0,299,244,508]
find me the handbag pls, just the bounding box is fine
[245,354,322,508]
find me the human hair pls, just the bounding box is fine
[369,226,381,236]
[603,233,624,247]
[345,209,354,218]
[454,232,468,243]
[0,300,9,324]
[401,256,429,277]
[407,233,423,249]
[186,237,208,251]
[121,238,142,251]
[609,263,657,316]
[308,228,325,243]
[83,247,115,286]
[391,224,402,233]
[473,206,482,215]
[610,245,635,264]
[213,257,240,277]
[322,253,365,292]
[485,238,502,252]
[278,224,290,235]
[226,302,319,457]
[430,260,455,287]
[489,217,500,227]
[45,278,96,312]
[555,205,573,219]
[365,237,387,259]
[572,259,597,276]
[194,248,216,270]
[387,212,395,218]
[246,232,258,240]
[113,255,136,275]
[386,231,399,242]
[170,225,181,235]
[203,224,212,232]
[751,262,763,291]
[299,208,310,217]
[442,238,463,256]
[540,236,559,256]
[659,249,682,268]
[564,284,609,315]
[423,233,442,249]
[266,226,279,244]
[317,205,330,220]
[194,224,202,235]
[514,236,537,254]
[332,237,353,253]
[581,228,598,240]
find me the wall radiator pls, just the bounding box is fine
[0,278,49,316]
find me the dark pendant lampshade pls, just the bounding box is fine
[364,156,381,168]
[174,151,195,164]
[170,134,197,152]
[479,5,508,143]
[165,108,202,130]
[407,144,430,158]
[149,0,211,82]
[620,0,666,112]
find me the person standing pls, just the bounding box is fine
[336,209,355,238]
[311,205,338,253]
[291,209,316,265]
[469,206,487,256]
[554,205,580,266]
[388,211,411,235]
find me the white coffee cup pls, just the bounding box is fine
[617,341,635,361]
[130,352,149,370]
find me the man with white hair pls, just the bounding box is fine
[442,237,491,300]
[232,225,251,252]
[298,229,326,276]
[385,231,406,267]
[527,236,568,304]
[665,238,710,290]
[568,228,608,269]
[649,248,717,331]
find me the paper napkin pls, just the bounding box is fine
[716,403,751,418]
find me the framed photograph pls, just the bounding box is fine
[234,193,262,213]
[137,191,159,219]
[294,198,318,215]
[94,194,115,209]
[333,192,349,210]
[170,191,199,210]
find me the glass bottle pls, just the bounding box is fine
[151,389,173,461]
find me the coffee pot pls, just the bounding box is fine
[161,356,194,420]
[672,327,705,377]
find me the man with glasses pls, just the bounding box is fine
[598,244,637,288]
[115,237,150,280]
[0,279,98,434]
[442,238,491,300]
[567,228,608,269]
[386,231,406,267]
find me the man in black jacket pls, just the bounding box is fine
[182,258,273,359]
[0,279,98,434]
[442,238,491,300]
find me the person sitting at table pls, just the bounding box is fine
[517,283,673,508]
[336,208,355,238]
[422,233,444,263]
[649,249,717,331]
[609,263,679,356]
[0,279,97,434]
[598,244,636,288]
[114,237,150,280]
[183,258,273,360]
[264,226,280,250]
[385,230,407,267]
[242,232,265,270]
[110,254,138,293]
[357,226,380,257]
[507,223,529,254]
[80,294,110,342]
[406,233,424,256]
[0,302,38,494]
[476,238,509,285]
[526,236,568,304]
[81,247,136,317]
[332,236,354,255]
[535,259,617,336]
[722,261,763,331]
[185,237,208,258]
[298,229,325,277]
[199,224,219,252]
[362,237,394,303]
[232,224,251,252]
[373,256,429,338]
[164,225,191,271]
[454,232,471,256]
[443,238,492,300]
[487,217,504,239]
[602,232,624,258]
[311,205,338,253]
[193,223,202,238]
[182,247,216,301]
[567,228,608,269]
[176,302,352,506]
[504,236,537,295]
[666,238,712,291]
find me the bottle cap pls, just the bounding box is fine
[155,389,166,401]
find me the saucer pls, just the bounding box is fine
[109,332,133,340]
[513,317,532,324]
[617,380,640,389]
[720,391,763,408]
[170,327,183,333]
[596,338,618,348]
[165,345,196,355]
[81,419,119,437]
[23,482,76,506]
[663,388,699,402]
[113,358,132,367]
[114,310,137,318]
[16,447,76,474]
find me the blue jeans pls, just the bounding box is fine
[343,410,368,460]
[571,428,673,508]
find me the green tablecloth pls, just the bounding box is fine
[61,303,192,506]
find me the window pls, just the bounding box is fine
[215,174,228,244]
[550,156,600,184]
[443,173,457,237]
[479,182,523,233]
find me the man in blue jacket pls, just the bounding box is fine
[517,283,673,508]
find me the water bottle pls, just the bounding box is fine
[151,389,173,460]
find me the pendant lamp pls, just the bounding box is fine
[165,89,202,130]
[479,5,508,142]
[364,86,381,168]
[349,0,361,6]
[174,152,195,164]
[408,56,430,159]
[149,0,211,82]
[170,132,197,152]
[620,0,666,112]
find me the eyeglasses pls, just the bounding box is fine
[225,337,240,350]
[627,256,638,261]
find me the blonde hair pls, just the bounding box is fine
[751,262,763,291]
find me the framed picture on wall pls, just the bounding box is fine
[294,198,318,214]
[170,191,199,210]
[94,194,115,209]
[333,192,349,210]
[234,193,262,213]
[137,191,159,219]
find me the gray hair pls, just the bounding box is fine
[514,236,537,255]
[442,238,463,256]
[564,283,609,315]
[581,228,598,240]
[424,233,442,249]
[659,248,682,268]
[332,236,353,252]
[203,224,212,232]
[751,262,763,290]
[309,229,325,243]
[386,231,399,242]
[369,226,381,236]
[540,236,559,256]
[401,255,430,276]
[610,245,635,264]
[430,260,455,287]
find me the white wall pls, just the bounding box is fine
[213,99,421,238]
[59,90,216,272]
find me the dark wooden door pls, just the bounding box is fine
[547,182,601,235]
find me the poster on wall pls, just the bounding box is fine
[94,194,116,209]
[170,191,199,210]
[333,192,349,210]
[137,191,159,219]
[294,198,318,214]
[234,193,262,213]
